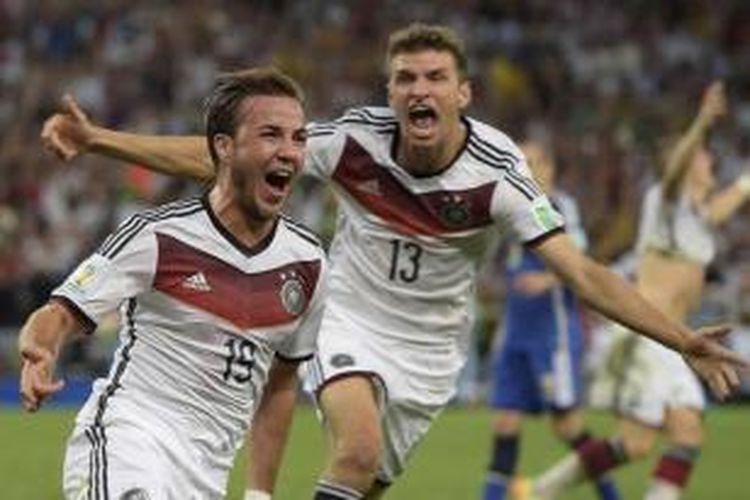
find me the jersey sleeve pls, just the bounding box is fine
[50,217,158,333]
[303,119,348,180]
[275,258,327,361]
[491,159,565,244]
[557,193,588,251]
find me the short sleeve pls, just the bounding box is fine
[491,159,565,244]
[304,120,347,181]
[276,258,327,361]
[50,219,157,332]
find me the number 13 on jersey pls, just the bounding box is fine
[388,238,423,283]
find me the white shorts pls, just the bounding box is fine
[63,401,232,500]
[588,324,705,427]
[304,300,467,482]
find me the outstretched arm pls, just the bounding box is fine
[705,172,750,226]
[532,232,746,399]
[41,95,214,182]
[662,81,727,200]
[18,300,86,412]
[245,358,300,497]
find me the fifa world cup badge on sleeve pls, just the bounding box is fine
[66,254,109,294]
[532,199,558,231]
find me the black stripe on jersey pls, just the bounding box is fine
[98,426,110,500]
[376,127,397,136]
[85,428,98,500]
[85,426,109,500]
[335,118,398,130]
[94,299,138,425]
[281,215,323,248]
[307,130,336,139]
[98,199,203,259]
[502,173,536,201]
[276,351,314,363]
[466,141,543,199]
[98,198,202,257]
[346,108,397,125]
[97,198,200,256]
[470,133,521,164]
[467,135,542,197]
[307,123,337,134]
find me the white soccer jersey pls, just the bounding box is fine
[53,196,326,498]
[635,184,716,265]
[305,107,564,346]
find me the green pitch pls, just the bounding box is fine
[2,406,747,499]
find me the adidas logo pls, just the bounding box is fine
[357,179,381,196]
[182,272,211,292]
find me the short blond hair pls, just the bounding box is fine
[386,23,468,79]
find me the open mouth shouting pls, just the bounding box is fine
[407,103,439,140]
[261,165,297,202]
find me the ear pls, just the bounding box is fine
[213,134,234,163]
[458,80,472,110]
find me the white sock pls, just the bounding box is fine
[644,479,682,500]
[534,454,586,499]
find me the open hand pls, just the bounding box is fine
[40,94,95,161]
[19,345,65,412]
[682,325,748,400]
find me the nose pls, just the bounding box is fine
[409,76,430,98]
[277,137,304,166]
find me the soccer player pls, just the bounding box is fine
[521,82,749,500]
[20,68,327,499]
[483,141,619,500]
[41,25,744,500]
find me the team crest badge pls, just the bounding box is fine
[279,271,307,316]
[439,195,470,227]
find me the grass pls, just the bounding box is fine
[2,405,748,499]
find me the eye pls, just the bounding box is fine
[394,72,415,84]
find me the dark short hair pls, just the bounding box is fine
[204,67,305,166]
[385,23,468,79]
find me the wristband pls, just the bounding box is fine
[736,172,750,195]
[245,490,272,500]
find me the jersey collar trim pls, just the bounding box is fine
[201,193,278,258]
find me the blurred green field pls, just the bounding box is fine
[2,405,748,499]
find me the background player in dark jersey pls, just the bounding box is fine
[483,141,619,500]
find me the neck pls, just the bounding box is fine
[209,177,275,248]
[398,120,466,176]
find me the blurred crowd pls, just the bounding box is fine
[3,0,750,337]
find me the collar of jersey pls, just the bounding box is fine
[201,193,278,258]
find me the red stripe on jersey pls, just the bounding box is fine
[332,137,495,236]
[153,233,321,329]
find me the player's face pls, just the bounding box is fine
[387,49,471,150]
[221,95,306,223]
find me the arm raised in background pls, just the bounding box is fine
[705,172,750,226]
[17,300,88,412]
[41,95,214,182]
[245,358,301,498]
[530,231,746,399]
[661,81,727,200]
